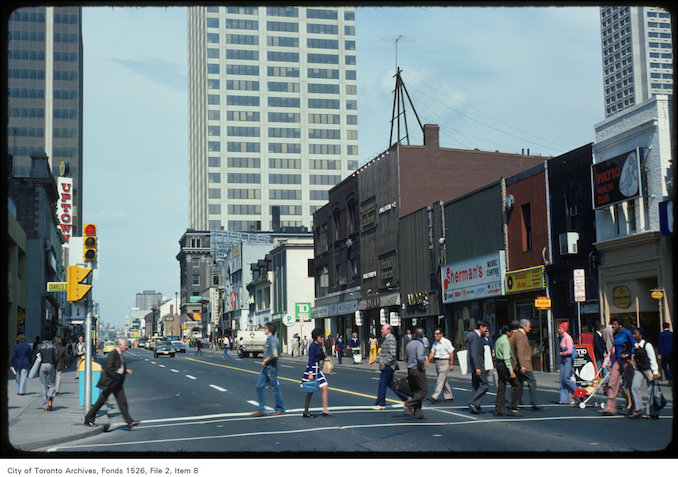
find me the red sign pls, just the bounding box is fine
[57,178,73,242]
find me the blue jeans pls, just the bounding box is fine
[256,366,285,413]
[375,365,409,406]
[559,358,577,402]
[223,347,230,359]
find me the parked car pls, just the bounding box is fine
[171,340,186,354]
[102,341,116,354]
[154,341,175,358]
[138,339,147,349]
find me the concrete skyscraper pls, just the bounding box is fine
[7,6,84,234]
[187,6,359,232]
[600,6,673,118]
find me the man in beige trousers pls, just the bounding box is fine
[426,327,455,403]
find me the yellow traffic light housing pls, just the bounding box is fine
[67,265,92,302]
[83,223,97,262]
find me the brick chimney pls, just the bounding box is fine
[423,124,439,149]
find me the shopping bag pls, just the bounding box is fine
[653,383,667,410]
[457,350,468,375]
[28,353,42,379]
[393,376,412,397]
[322,358,334,375]
[483,345,494,370]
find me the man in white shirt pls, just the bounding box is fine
[426,327,455,403]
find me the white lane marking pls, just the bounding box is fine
[150,361,157,365]
[452,387,469,391]
[371,377,380,381]
[280,364,293,368]
[430,407,478,420]
[209,385,227,392]
[171,369,179,373]
[159,364,166,368]
[45,414,625,452]
[186,375,197,380]
[247,400,273,411]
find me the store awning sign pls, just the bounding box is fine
[505,266,545,294]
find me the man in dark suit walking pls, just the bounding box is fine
[467,321,489,414]
[84,338,138,429]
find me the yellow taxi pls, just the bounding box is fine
[102,341,116,354]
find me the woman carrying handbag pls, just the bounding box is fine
[300,328,332,418]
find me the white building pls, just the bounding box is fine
[592,94,673,339]
[600,6,673,118]
[187,6,359,232]
[270,238,315,353]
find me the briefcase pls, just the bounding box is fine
[393,376,412,397]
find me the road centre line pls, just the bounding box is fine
[45,414,624,452]
[186,357,403,404]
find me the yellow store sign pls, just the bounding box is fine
[505,266,545,294]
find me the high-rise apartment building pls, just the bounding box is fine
[135,290,164,310]
[600,6,673,118]
[187,6,359,232]
[7,7,84,233]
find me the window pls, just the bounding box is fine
[308,98,340,109]
[307,8,337,19]
[226,49,259,60]
[521,203,532,251]
[227,110,260,121]
[192,274,200,286]
[308,53,339,64]
[307,23,338,34]
[268,36,299,47]
[268,51,299,62]
[268,97,300,108]
[268,66,300,77]
[228,188,261,199]
[309,83,339,94]
[308,68,339,79]
[267,21,299,32]
[226,19,258,30]
[227,64,259,75]
[308,38,338,49]
[228,157,260,168]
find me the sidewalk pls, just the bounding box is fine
[5,359,119,452]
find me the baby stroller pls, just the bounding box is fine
[352,348,362,364]
[573,357,610,409]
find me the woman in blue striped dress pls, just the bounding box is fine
[301,328,332,417]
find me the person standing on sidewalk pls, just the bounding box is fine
[511,319,542,411]
[494,325,521,416]
[74,336,85,379]
[557,322,577,405]
[467,321,489,414]
[335,333,345,364]
[368,334,378,363]
[290,334,299,358]
[34,335,59,411]
[657,323,673,384]
[84,338,139,429]
[252,322,285,416]
[404,328,429,419]
[10,334,32,395]
[369,324,409,409]
[54,337,69,395]
[426,327,454,404]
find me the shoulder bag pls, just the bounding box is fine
[652,382,667,410]
[302,378,320,393]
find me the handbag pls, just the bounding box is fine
[302,378,320,393]
[322,358,334,375]
[28,352,42,379]
[393,376,412,397]
[652,382,667,410]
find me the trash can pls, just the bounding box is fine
[78,359,102,407]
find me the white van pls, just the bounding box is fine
[236,329,267,357]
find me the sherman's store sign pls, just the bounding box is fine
[441,251,506,304]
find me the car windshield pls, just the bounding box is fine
[160,341,171,346]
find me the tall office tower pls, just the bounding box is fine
[7,7,84,234]
[188,6,359,232]
[600,6,673,118]
[136,290,164,310]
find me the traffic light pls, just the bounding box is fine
[67,265,92,302]
[83,223,97,262]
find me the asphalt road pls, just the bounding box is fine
[41,348,673,454]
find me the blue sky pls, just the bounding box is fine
[81,6,603,326]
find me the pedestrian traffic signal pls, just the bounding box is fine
[67,265,92,302]
[83,223,97,261]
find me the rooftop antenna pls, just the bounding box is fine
[385,35,423,147]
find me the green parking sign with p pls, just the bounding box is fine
[295,302,311,321]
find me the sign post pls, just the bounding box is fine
[573,269,586,343]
